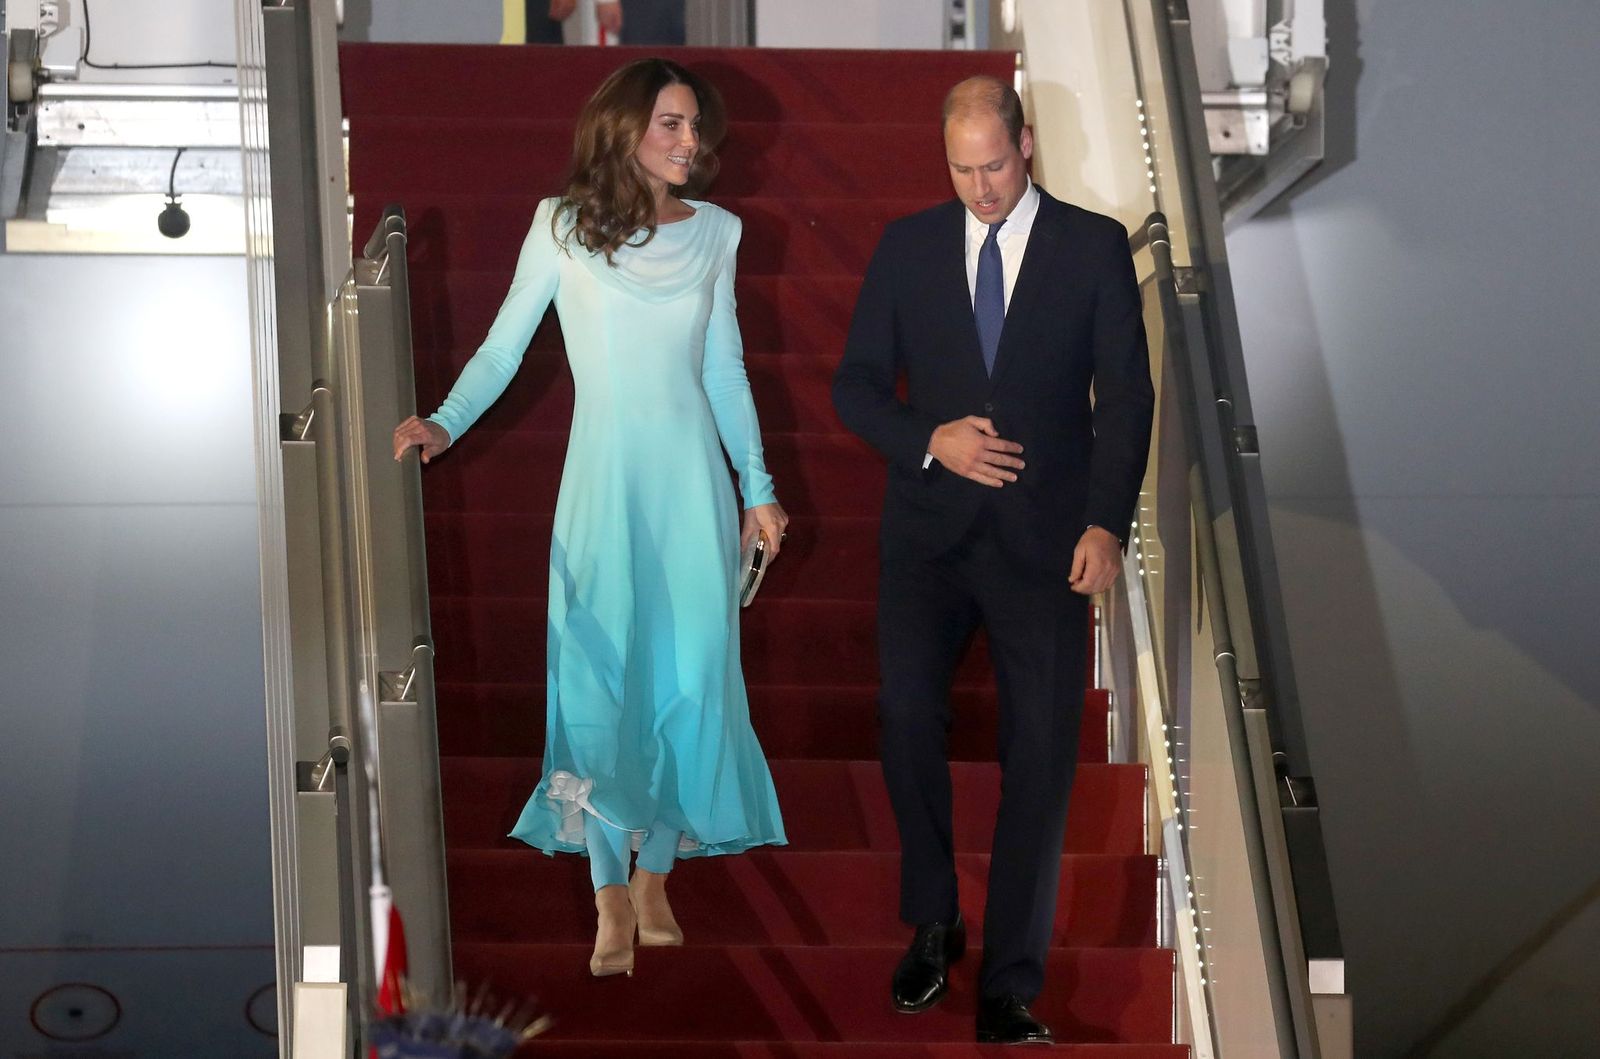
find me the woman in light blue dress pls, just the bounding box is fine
[392,58,788,977]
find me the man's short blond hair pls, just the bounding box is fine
[941,76,1025,150]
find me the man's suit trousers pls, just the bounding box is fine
[877,515,1088,1001]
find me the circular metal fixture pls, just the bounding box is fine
[246,982,278,1037]
[29,983,122,1042]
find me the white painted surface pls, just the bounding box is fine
[29,0,239,85]
[754,0,945,49]
[341,0,504,44]
[0,253,273,1054]
[1226,0,1600,1051]
[990,0,1154,234]
[0,950,276,1054]
[292,982,348,1058]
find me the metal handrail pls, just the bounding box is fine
[291,268,380,1045]
[1117,538,1217,1058]
[366,206,436,651]
[255,2,450,1051]
[1120,4,1345,1050]
[1143,0,1313,780]
[348,205,451,1003]
[309,382,356,744]
[296,206,451,1049]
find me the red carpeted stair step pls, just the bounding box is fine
[419,431,883,517]
[358,194,933,278]
[345,39,1178,1054]
[341,44,1015,127]
[448,848,1155,948]
[453,942,1174,1045]
[439,758,1145,857]
[429,596,1097,694]
[431,596,991,687]
[350,117,953,200]
[413,349,846,436]
[406,271,861,361]
[423,512,878,602]
[433,680,1111,764]
[423,512,1100,687]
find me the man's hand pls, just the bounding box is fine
[1069,526,1121,596]
[392,416,451,464]
[549,0,577,20]
[596,1,623,34]
[927,416,1024,488]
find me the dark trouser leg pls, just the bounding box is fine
[523,2,565,42]
[878,546,979,926]
[619,0,687,44]
[971,539,1088,1000]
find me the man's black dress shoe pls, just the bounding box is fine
[891,915,966,1012]
[976,993,1054,1045]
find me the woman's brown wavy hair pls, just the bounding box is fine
[554,58,726,264]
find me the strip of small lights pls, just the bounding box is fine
[1125,511,1216,1052]
[1136,97,1160,201]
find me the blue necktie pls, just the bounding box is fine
[974,220,1005,374]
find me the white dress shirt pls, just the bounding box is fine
[964,178,1040,312]
[923,181,1042,471]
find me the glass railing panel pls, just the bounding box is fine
[1126,205,1330,1057]
[1124,219,1292,1058]
[349,209,451,1004]
[1181,518,1287,1057]
[1116,0,1197,266]
[1112,0,1346,1051]
[253,4,454,1052]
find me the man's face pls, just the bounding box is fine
[944,113,1033,224]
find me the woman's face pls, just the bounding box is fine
[635,83,701,193]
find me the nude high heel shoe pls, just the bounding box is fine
[629,868,684,947]
[590,884,636,977]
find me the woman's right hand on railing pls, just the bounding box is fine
[392,416,451,464]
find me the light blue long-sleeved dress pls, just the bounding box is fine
[428,197,787,861]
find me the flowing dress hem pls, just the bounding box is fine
[507,769,788,861]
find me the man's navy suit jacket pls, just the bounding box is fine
[832,189,1155,575]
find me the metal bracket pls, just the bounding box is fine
[379,665,417,703]
[280,399,317,442]
[305,745,341,793]
[1237,676,1267,711]
[1172,266,1204,295]
[36,85,242,149]
[1202,91,1272,156]
[1268,21,1295,68]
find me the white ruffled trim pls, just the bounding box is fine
[544,770,642,845]
[544,770,702,853]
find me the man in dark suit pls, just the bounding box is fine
[832,76,1153,1045]
[595,0,687,44]
[525,0,571,43]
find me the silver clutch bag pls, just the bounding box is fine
[738,536,770,608]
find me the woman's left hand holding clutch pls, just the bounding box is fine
[742,502,789,560]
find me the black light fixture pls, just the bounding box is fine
[157,147,190,239]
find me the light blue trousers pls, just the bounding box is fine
[584,814,682,891]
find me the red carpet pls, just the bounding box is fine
[341,43,1177,1052]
